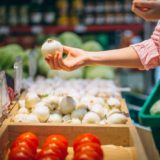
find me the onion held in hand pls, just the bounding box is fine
[41,39,63,57]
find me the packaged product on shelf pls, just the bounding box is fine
[8,6,18,26]
[84,14,94,25]
[95,1,105,13]
[0,71,11,119]
[85,1,95,13]
[113,1,123,12]
[104,1,113,12]
[0,6,6,25]
[43,6,56,25]
[105,14,115,24]
[57,13,69,26]
[29,1,43,25]
[19,5,29,26]
[95,14,105,25]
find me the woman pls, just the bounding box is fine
[45,0,160,71]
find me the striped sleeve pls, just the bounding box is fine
[131,23,160,70]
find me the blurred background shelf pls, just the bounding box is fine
[0,24,144,35]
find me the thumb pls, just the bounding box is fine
[63,46,73,54]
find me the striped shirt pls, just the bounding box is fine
[132,21,160,70]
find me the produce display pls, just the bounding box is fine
[7,132,103,160]
[0,31,115,80]
[73,133,103,160]
[8,132,39,160]
[12,78,128,125]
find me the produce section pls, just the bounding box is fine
[7,78,128,125]
[0,123,147,160]
[0,0,159,160]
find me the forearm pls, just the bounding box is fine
[86,46,144,69]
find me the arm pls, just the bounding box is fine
[86,47,144,69]
[46,23,160,71]
[45,45,144,71]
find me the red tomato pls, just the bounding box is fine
[37,146,64,160]
[74,150,102,160]
[8,146,35,160]
[11,138,37,154]
[73,134,101,150]
[44,135,68,148]
[37,155,61,160]
[17,132,39,148]
[42,141,68,158]
[75,142,103,158]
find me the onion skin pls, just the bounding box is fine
[41,39,63,58]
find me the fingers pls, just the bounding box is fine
[57,52,70,71]
[132,6,145,18]
[45,52,75,71]
[45,54,60,70]
[63,46,72,54]
[133,1,155,8]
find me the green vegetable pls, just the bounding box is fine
[59,32,82,48]
[85,66,115,79]
[150,100,160,115]
[56,68,84,79]
[82,41,103,51]
[38,57,50,76]
[47,69,58,78]
[0,44,24,69]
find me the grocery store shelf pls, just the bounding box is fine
[0,24,144,35]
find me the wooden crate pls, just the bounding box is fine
[0,95,148,160]
[0,123,147,160]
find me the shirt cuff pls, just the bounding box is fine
[131,39,160,70]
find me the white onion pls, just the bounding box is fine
[59,96,76,114]
[48,113,62,123]
[41,39,63,58]
[71,118,81,124]
[100,118,107,125]
[107,113,127,124]
[18,100,26,108]
[92,97,105,106]
[42,96,59,111]
[76,103,89,110]
[82,112,100,124]
[32,103,50,122]
[13,114,27,122]
[62,114,71,123]
[107,97,121,108]
[107,108,121,118]
[80,96,94,107]
[91,104,105,118]
[25,114,39,123]
[71,108,87,120]
[18,107,29,114]
[25,92,40,109]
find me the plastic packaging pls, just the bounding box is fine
[14,56,22,97]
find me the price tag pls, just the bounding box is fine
[0,71,10,118]
[14,56,23,97]
[31,25,43,34]
[74,25,87,33]
[29,49,38,80]
[0,26,9,35]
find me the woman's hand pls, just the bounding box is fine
[45,46,89,71]
[132,0,160,21]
